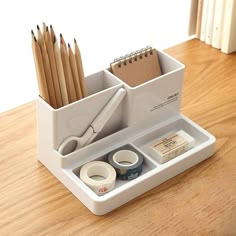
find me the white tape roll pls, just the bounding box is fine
[80,161,116,196]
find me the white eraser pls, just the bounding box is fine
[150,130,195,164]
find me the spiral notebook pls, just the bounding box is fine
[110,47,162,87]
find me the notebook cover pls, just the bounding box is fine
[110,48,162,87]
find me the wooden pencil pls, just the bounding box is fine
[42,22,47,39]
[31,31,50,104]
[50,25,55,44]
[60,34,77,103]
[37,25,57,108]
[45,27,63,108]
[74,39,87,97]
[68,43,82,100]
[60,33,67,50]
[53,35,69,106]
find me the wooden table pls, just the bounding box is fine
[1,39,236,235]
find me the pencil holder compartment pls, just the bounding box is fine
[37,70,126,159]
[107,50,185,126]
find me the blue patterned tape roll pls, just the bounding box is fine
[108,145,144,180]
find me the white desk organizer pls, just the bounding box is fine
[37,50,216,215]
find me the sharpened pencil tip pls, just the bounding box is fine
[74,38,77,43]
[37,25,40,30]
[46,26,48,32]
[53,35,56,44]
[60,33,62,38]
[31,30,34,35]
[50,24,53,29]
[68,43,70,48]
[34,36,37,42]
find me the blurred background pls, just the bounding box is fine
[0,0,197,112]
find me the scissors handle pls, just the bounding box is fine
[58,127,94,155]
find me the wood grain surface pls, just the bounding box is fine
[0,39,236,235]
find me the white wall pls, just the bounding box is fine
[0,0,194,112]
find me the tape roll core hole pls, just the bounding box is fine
[113,150,139,166]
[87,165,110,181]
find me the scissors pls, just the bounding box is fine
[58,88,126,155]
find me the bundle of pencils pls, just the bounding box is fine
[31,23,87,108]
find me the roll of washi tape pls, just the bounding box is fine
[108,147,144,180]
[80,161,116,196]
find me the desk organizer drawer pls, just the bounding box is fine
[37,50,216,215]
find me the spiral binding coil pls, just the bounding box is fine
[113,46,154,67]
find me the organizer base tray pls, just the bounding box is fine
[38,114,215,215]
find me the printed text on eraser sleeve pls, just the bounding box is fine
[150,130,195,164]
